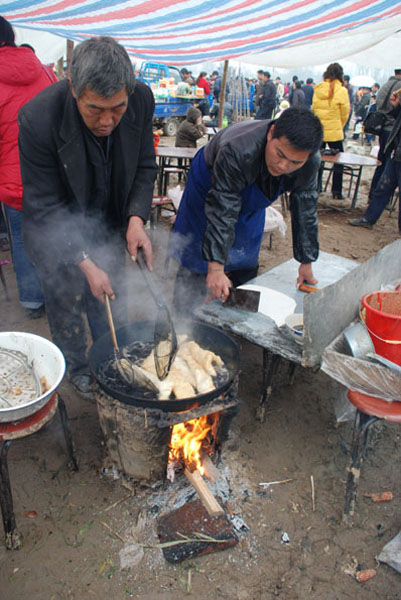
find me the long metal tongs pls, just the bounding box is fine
[136,249,178,380]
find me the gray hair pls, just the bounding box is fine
[70,37,135,98]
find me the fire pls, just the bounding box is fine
[169,414,219,475]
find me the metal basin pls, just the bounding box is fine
[343,321,374,359]
[0,332,65,422]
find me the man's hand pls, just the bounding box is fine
[205,261,231,302]
[390,91,401,107]
[296,263,318,287]
[126,216,153,270]
[78,258,115,302]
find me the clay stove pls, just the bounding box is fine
[95,377,239,482]
[89,320,241,483]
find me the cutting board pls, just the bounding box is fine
[237,284,296,327]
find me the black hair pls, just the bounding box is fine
[257,69,264,74]
[394,69,401,75]
[70,36,135,98]
[0,16,15,47]
[272,107,323,154]
[292,75,298,82]
[263,71,271,78]
[20,43,35,52]
[323,62,344,82]
[306,77,314,84]
[295,80,302,89]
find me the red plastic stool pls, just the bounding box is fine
[0,393,77,550]
[344,389,401,521]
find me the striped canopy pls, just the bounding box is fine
[2,0,401,66]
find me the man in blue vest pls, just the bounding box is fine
[168,107,323,315]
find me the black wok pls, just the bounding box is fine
[88,320,240,412]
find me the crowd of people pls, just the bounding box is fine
[0,13,400,401]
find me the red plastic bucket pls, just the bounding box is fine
[361,291,401,365]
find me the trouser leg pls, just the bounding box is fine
[327,141,344,195]
[369,130,391,197]
[38,265,90,377]
[3,205,44,309]
[364,157,399,224]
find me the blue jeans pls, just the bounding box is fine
[3,205,44,309]
[364,157,401,230]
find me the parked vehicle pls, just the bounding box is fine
[136,61,196,136]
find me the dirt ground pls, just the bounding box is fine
[0,133,400,600]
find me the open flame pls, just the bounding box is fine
[169,414,219,475]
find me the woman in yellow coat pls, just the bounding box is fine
[312,63,350,199]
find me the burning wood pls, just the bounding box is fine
[168,414,219,475]
[184,468,224,517]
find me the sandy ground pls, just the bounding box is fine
[0,133,400,600]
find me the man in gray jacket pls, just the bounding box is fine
[19,37,157,398]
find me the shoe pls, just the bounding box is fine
[347,217,373,230]
[69,374,94,400]
[25,305,45,319]
[332,193,345,200]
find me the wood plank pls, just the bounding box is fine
[184,468,224,517]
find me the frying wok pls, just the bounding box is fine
[88,320,240,412]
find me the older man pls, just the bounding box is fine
[19,37,157,398]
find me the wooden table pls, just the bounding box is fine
[320,152,380,210]
[204,126,221,140]
[156,146,198,195]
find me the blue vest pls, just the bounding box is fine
[169,147,282,273]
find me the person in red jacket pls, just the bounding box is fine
[0,17,57,318]
[195,71,210,116]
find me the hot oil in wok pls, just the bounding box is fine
[98,340,229,400]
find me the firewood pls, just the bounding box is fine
[184,468,224,517]
[201,454,221,484]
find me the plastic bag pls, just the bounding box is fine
[167,185,183,211]
[264,205,287,236]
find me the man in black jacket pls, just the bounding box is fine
[18,37,157,398]
[348,89,401,233]
[255,71,277,120]
[169,108,323,313]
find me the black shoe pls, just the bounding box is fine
[347,217,373,230]
[332,193,345,200]
[69,374,94,400]
[25,305,45,319]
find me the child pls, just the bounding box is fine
[175,106,206,148]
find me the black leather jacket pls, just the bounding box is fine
[384,104,401,161]
[203,119,320,265]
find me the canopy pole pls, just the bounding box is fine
[66,39,74,78]
[218,60,229,128]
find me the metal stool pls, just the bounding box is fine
[343,389,401,522]
[0,392,78,550]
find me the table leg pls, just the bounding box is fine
[256,350,281,423]
[0,263,9,301]
[350,166,363,211]
[157,157,165,196]
[343,410,379,523]
[58,395,78,471]
[0,440,22,550]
